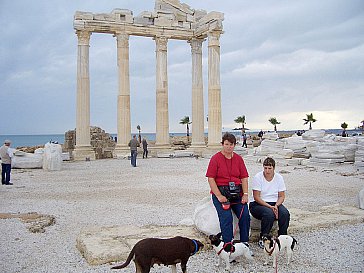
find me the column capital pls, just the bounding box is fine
[208,31,222,47]
[76,31,91,46]
[115,32,129,48]
[188,38,204,54]
[154,36,168,52]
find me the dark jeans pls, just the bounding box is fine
[1,163,11,184]
[212,194,250,243]
[143,149,148,158]
[249,201,290,238]
[130,150,137,167]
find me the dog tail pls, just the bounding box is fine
[111,248,135,270]
[291,237,298,251]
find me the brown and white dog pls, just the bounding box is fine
[209,233,253,271]
[111,236,203,273]
[261,234,297,268]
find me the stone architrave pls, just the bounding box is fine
[154,36,170,147]
[189,38,205,149]
[207,31,222,147]
[115,33,131,155]
[74,31,95,160]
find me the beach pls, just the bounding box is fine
[1,155,363,273]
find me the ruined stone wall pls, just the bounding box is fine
[64,126,116,159]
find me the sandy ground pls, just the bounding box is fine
[1,155,363,273]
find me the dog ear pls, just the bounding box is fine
[269,238,274,249]
[216,232,222,238]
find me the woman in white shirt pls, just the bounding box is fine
[249,157,290,248]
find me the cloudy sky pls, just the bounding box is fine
[1,0,363,135]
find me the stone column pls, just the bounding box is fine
[189,38,206,149]
[74,30,95,160]
[114,32,131,156]
[154,36,170,148]
[207,31,222,147]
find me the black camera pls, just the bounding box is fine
[218,182,242,201]
[228,182,240,200]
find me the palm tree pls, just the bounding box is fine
[136,125,141,143]
[234,115,246,134]
[268,117,281,132]
[303,113,317,130]
[341,122,348,130]
[180,116,192,142]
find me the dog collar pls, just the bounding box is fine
[191,239,198,255]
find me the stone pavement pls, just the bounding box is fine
[76,204,364,265]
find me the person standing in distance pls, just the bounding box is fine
[142,137,148,159]
[0,140,14,185]
[128,135,140,167]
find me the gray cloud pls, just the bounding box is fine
[0,0,363,135]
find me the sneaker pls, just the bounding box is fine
[258,239,264,249]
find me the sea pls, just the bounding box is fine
[0,129,362,148]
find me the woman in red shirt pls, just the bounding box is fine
[206,133,251,251]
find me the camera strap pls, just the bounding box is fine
[223,154,233,181]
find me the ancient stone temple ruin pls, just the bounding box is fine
[73,0,224,160]
[64,127,116,159]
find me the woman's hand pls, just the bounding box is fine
[216,194,228,203]
[271,205,279,219]
[241,194,248,204]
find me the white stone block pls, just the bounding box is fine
[154,17,173,27]
[302,129,325,140]
[197,11,224,25]
[12,153,43,169]
[43,143,62,171]
[193,197,240,239]
[74,11,93,20]
[111,9,133,16]
[62,152,70,161]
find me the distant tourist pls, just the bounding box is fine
[242,133,248,148]
[342,130,348,137]
[128,135,140,167]
[0,140,14,185]
[142,137,148,159]
[258,130,264,140]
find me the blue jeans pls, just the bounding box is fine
[249,201,290,237]
[1,163,11,184]
[130,150,137,167]
[212,194,250,243]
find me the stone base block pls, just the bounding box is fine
[76,225,206,266]
[72,147,95,161]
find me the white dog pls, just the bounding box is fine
[262,234,297,268]
[209,233,253,271]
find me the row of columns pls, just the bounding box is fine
[74,30,222,159]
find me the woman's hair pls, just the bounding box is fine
[263,157,275,168]
[221,132,236,145]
